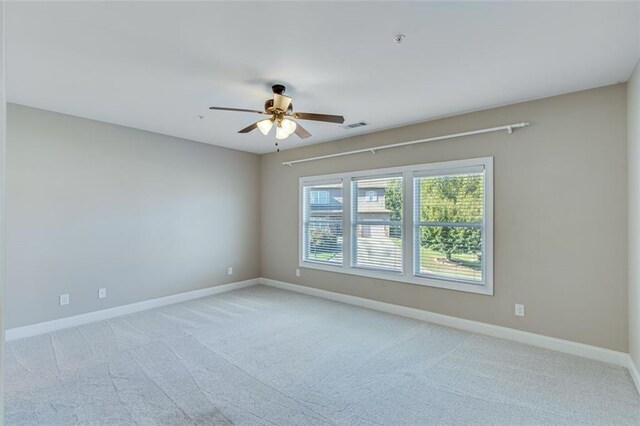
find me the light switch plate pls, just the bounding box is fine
[59,294,70,306]
[227,266,233,275]
[296,269,301,277]
[98,288,107,299]
[515,304,525,317]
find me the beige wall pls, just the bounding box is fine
[261,84,628,352]
[6,104,261,328]
[629,61,640,370]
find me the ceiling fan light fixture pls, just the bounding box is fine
[275,123,289,140]
[257,118,274,135]
[281,118,297,135]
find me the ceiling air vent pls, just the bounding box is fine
[343,121,369,130]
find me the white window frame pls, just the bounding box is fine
[299,157,494,296]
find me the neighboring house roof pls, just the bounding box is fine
[309,183,395,215]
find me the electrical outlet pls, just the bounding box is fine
[227,266,233,275]
[59,294,70,306]
[515,304,525,317]
[296,269,301,277]
[98,288,107,299]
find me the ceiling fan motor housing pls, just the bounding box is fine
[265,99,293,115]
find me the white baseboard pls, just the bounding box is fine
[5,278,260,341]
[628,356,640,394]
[260,278,630,369]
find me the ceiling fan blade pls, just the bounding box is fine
[209,106,266,114]
[273,94,292,112]
[294,122,312,139]
[291,112,345,124]
[238,122,258,133]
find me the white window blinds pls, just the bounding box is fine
[351,175,403,272]
[302,180,344,265]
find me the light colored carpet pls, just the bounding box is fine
[5,285,640,425]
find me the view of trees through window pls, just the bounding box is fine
[416,173,484,281]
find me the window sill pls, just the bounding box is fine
[300,260,493,296]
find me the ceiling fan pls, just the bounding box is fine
[209,84,345,150]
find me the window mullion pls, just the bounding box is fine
[342,175,352,271]
[413,177,421,277]
[403,171,413,278]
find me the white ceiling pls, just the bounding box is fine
[6,1,640,154]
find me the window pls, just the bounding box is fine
[310,190,330,204]
[302,181,343,265]
[299,157,493,295]
[352,176,403,272]
[414,171,484,283]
